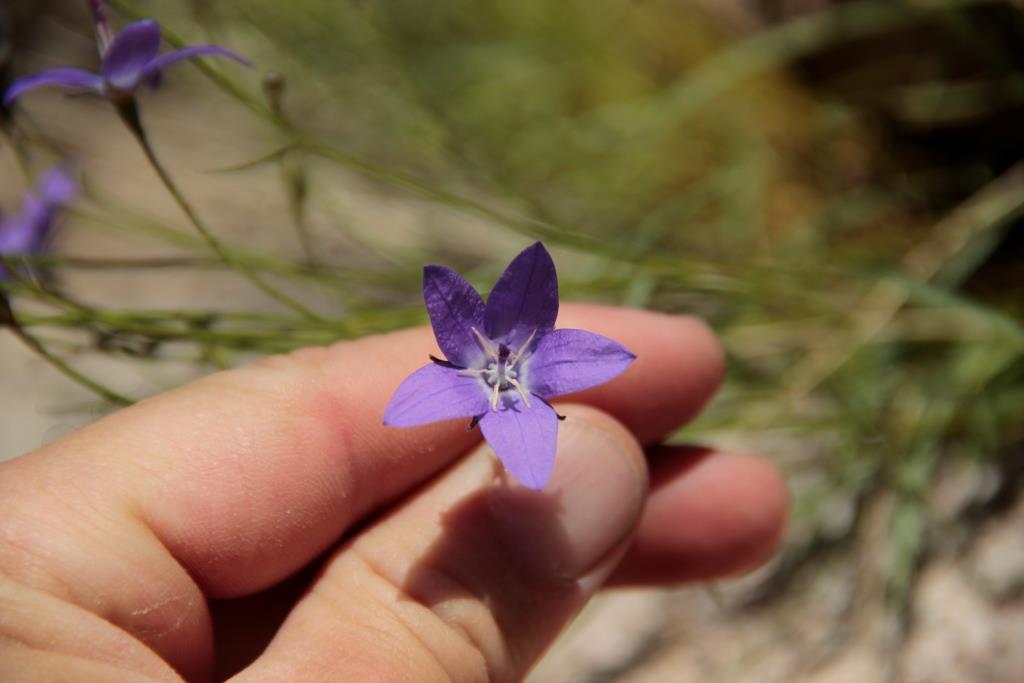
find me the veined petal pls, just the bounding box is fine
[526,328,636,399]
[142,45,251,80]
[101,19,162,91]
[480,400,558,491]
[484,241,558,349]
[3,68,104,105]
[384,363,489,427]
[423,265,486,368]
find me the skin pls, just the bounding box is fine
[0,304,788,682]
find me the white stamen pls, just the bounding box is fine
[471,326,499,361]
[507,328,537,367]
[508,378,532,408]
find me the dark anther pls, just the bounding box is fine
[535,394,566,420]
[429,354,460,369]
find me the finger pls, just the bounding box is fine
[14,306,719,596]
[237,405,648,682]
[558,305,724,442]
[0,305,721,678]
[609,446,789,586]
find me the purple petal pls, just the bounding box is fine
[480,400,558,490]
[142,45,251,81]
[484,242,559,350]
[527,328,636,399]
[2,166,74,255]
[384,363,489,427]
[101,19,162,91]
[423,265,487,368]
[37,166,77,207]
[3,68,104,105]
[0,215,29,254]
[0,197,53,255]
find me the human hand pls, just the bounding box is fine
[0,305,787,682]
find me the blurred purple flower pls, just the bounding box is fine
[3,19,248,105]
[0,166,76,279]
[384,242,636,490]
[87,0,116,55]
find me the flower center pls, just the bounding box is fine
[482,346,519,391]
[464,327,537,410]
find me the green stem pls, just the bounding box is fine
[282,152,318,266]
[0,293,133,406]
[116,99,325,322]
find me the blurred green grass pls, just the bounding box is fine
[10,0,1024,602]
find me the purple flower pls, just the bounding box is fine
[0,166,76,279]
[3,19,248,105]
[384,242,636,490]
[87,0,117,55]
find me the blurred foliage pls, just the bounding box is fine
[3,0,1024,603]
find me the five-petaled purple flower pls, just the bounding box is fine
[3,19,248,105]
[384,242,636,490]
[0,166,76,280]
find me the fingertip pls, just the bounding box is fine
[555,307,726,444]
[649,313,726,407]
[609,447,788,586]
[699,451,789,574]
[674,314,726,385]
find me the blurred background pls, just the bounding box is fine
[1,0,1023,680]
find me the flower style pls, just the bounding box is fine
[3,19,248,105]
[0,166,76,279]
[384,242,636,490]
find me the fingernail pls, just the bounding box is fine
[488,411,647,583]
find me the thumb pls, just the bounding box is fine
[237,405,647,682]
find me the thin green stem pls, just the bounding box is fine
[282,153,318,266]
[116,100,325,322]
[0,293,133,406]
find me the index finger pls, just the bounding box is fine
[3,305,722,601]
